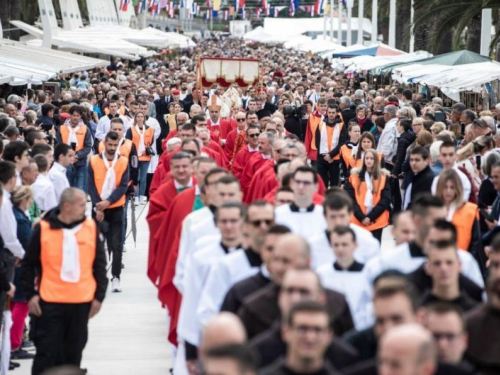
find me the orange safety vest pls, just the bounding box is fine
[318,121,344,161]
[59,124,88,152]
[340,144,354,167]
[90,154,129,208]
[98,139,133,159]
[349,173,390,231]
[131,126,155,161]
[39,218,97,303]
[451,202,479,251]
[307,115,323,152]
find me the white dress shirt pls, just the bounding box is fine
[0,189,25,258]
[47,162,70,201]
[376,117,398,162]
[95,114,131,141]
[32,173,58,212]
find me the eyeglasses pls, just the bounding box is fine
[236,118,246,122]
[293,179,313,186]
[210,111,219,114]
[248,133,260,138]
[250,219,274,227]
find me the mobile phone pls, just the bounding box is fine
[71,142,77,151]
[480,209,495,222]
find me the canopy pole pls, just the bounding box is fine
[481,8,492,57]
[388,0,396,48]
[346,0,352,46]
[337,0,342,45]
[371,0,377,44]
[357,0,364,45]
[329,0,334,41]
[409,0,414,53]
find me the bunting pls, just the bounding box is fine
[222,10,228,20]
[159,0,168,9]
[273,7,278,17]
[242,8,246,19]
[150,0,159,16]
[136,0,147,13]
[255,7,261,18]
[289,0,294,16]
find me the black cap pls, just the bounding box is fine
[256,109,272,120]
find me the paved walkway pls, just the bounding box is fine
[16,203,172,375]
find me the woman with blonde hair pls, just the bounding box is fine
[457,135,494,185]
[345,149,391,242]
[10,186,35,359]
[434,169,480,253]
[430,122,446,139]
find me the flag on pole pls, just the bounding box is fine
[206,9,210,18]
[150,0,159,16]
[255,7,261,18]
[137,0,147,12]
[261,0,268,11]
[213,0,221,11]
[159,0,168,9]
[169,2,175,16]
[289,0,295,16]
[242,8,246,19]
[273,7,278,17]
[222,10,228,19]
[119,0,131,11]
[310,4,314,16]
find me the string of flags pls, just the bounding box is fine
[125,0,325,18]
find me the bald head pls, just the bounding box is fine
[270,234,311,284]
[201,313,247,356]
[379,324,437,375]
[392,211,416,246]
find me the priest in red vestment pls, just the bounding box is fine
[198,129,229,166]
[225,111,247,162]
[206,95,235,141]
[232,110,259,158]
[146,151,195,283]
[240,132,277,193]
[231,125,260,180]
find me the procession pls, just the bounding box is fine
[1,0,500,374]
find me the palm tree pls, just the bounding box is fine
[413,0,500,54]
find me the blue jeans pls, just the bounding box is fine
[136,161,150,197]
[66,164,88,193]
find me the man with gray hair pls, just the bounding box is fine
[6,94,20,105]
[240,131,275,192]
[340,96,356,124]
[139,89,156,118]
[377,105,399,168]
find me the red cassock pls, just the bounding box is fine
[146,179,178,284]
[207,119,235,140]
[151,146,228,195]
[243,158,275,203]
[224,128,240,162]
[240,153,272,194]
[232,146,258,180]
[156,187,197,346]
[206,140,229,166]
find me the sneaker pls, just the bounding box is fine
[139,196,147,205]
[111,278,122,293]
[11,348,35,359]
[134,197,140,206]
[10,361,20,368]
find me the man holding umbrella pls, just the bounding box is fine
[21,188,108,375]
[88,131,130,293]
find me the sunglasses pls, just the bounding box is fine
[236,118,246,122]
[248,133,260,138]
[250,219,273,227]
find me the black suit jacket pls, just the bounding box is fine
[238,283,354,340]
[259,358,341,375]
[343,359,477,375]
[154,95,173,143]
[249,322,358,369]
[221,271,270,314]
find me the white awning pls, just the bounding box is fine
[0,39,108,74]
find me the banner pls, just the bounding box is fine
[213,0,221,11]
[119,0,131,11]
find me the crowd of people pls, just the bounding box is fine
[0,37,500,374]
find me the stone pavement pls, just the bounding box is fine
[14,203,172,375]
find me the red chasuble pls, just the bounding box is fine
[243,159,275,203]
[240,153,271,194]
[232,146,258,180]
[156,187,197,346]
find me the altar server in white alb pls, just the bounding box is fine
[364,194,483,288]
[174,174,242,292]
[177,202,245,369]
[196,201,275,329]
[275,166,326,238]
[317,226,373,330]
[173,168,228,293]
[308,192,380,270]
